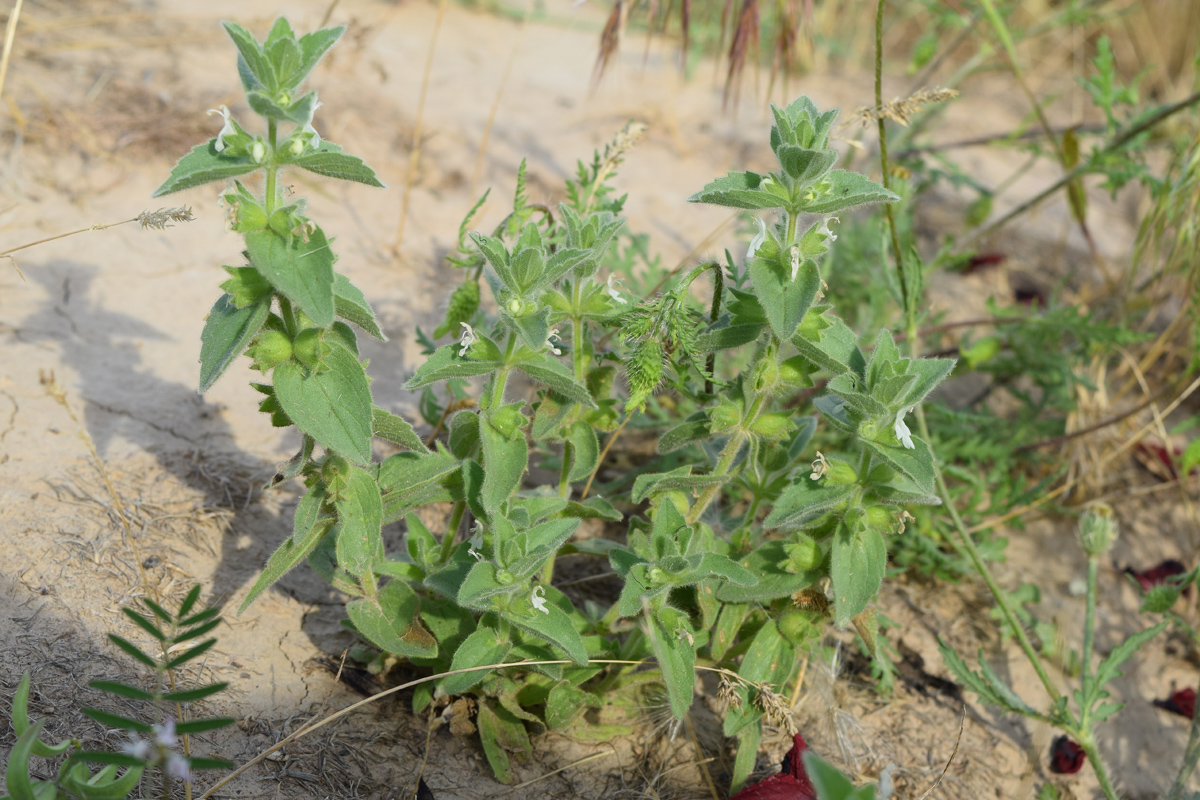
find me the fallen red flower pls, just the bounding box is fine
[1049,736,1086,774]
[1124,559,1188,593]
[729,733,817,800]
[1154,687,1197,720]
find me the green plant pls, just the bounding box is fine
[149,16,966,789]
[2,586,233,800]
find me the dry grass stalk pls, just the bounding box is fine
[394,0,448,252]
[848,87,959,128]
[592,0,624,89]
[723,0,760,110]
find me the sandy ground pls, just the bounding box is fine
[0,0,1195,798]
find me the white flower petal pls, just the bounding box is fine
[606,274,628,304]
[747,217,767,259]
[458,322,477,357]
[894,407,915,449]
[206,105,233,152]
[531,585,549,615]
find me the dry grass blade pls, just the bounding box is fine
[394,0,448,252]
[723,0,759,111]
[0,0,24,102]
[500,749,616,793]
[914,701,966,800]
[592,0,623,89]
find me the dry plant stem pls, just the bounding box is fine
[469,0,532,198]
[0,0,23,102]
[874,0,906,307]
[501,750,615,793]
[1,217,138,259]
[969,373,1200,536]
[684,713,720,800]
[580,412,630,500]
[394,0,447,251]
[957,89,1200,253]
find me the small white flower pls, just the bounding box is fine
[819,216,839,243]
[458,322,477,357]
[299,101,323,149]
[546,327,563,356]
[894,407,915,449]
[789,244,801,281]
[747,216,767,260]
[121,737,152,761]
[468,547,484,562]
[676,628,694,646]
[531,585,549,615]
[206,105,234,152]
[605,273,628,304]
[152,718,178,750]
[809,451,829,481]
[165,753,191,783]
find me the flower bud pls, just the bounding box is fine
[865,504,901,533]
[292,328,325,371]
[822,459,858,486]
[709,401,741,432]
[782,534,821,572]
[287,137,305,157]
[507,298,522,315]
[250,139,266,164]
[495,569,516,584]
[778,608,818,646]
[1078,503,1119,557]
[321,453,351,496]
[248,330,292,372]
[750,413,795,440]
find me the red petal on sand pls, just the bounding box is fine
[1154,687,1197,720]
[729,734,817,800]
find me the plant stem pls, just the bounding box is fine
[1081,556,1099,691]
[279,296,298,338]
[1078,735,1121,800]
[572,279,587,382]
[558,441,574,499]
[874,0,907,311]
[687,429,747,526]
[1167,706,1200,799]
[265,120,278,215]
[906,313,1062,705]
[439,501,466,563]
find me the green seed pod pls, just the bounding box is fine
[292,328,325,372]
[782,534,821,572]
[865,504,901,533]
[232,201,268,233]
[823,459,858,486]
[779,355,814,388]
[778,608,818,646]
[490,403,528,439]
[248,330,293,372]
[750,413,795,440]
[709,401,741,432]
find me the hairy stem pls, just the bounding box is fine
[1078,735,1121,800]
[1081,556,1099,691]
[439,501,467,563]
[265,119,278,215]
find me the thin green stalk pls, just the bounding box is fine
[265,120,278,215]
[907,312,1061,705]
[557,441,574,499]
[572,279,587,382]
[1081,556,1099,691]
[279,297,299,338]
[687,420,754,526]
[1167,709,1200,799]
[1077,736,1121,800]
[439,501,466,563]
[490,333,518,408]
